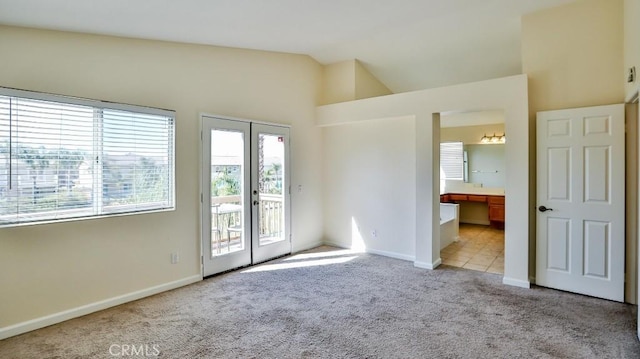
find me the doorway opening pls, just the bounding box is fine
[437,110,506,274]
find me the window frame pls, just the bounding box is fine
[0,86,176,228]
[440,141,464,181]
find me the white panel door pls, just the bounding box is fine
[536,104,625,302]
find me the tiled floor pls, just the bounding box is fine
[441,223,504,274]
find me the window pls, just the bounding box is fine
[0,87,175,227]
[440,141,464,180]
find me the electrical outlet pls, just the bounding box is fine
[171,252,179,264]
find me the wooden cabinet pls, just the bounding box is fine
[488,196,505,226]
[441,193,505,228]
[467,195,487,202]
[489,204,505,221]
[448,194,468,201]
[488,196,505,205]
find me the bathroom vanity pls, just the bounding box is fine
[440,191,504,228]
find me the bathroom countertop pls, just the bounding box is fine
[442,189,504,196]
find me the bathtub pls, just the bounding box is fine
[440,203,460,249]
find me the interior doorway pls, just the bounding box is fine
[201,116,291,276]
[437,110,506,275]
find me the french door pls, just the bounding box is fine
[201,116,290,276]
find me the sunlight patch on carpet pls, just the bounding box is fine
[241,256,358,273]
[283,249,360,261]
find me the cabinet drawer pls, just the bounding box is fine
[489,205,505,222]
[448,194,468,201]
[467,195,487,202]
[488,196,505,205]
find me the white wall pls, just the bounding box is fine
[522,0,624,112]
[318,75,530,287]
[323,117,416,260]
[322,60,356,105]
[625,0,640,101]
[0,26,324,337]
[321,60,392,105]
[354,60,393,101]
[440,123,505,145]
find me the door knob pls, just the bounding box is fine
[538,205,553,212]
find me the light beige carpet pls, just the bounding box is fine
[1,246,639,358]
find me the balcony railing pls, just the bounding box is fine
[257,193,284,239]
[211,194,283,253]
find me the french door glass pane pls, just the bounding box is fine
[211,129,245,257]
[258,133,285,245]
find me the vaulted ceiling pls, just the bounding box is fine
[0,0,579,93]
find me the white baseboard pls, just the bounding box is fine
[321,241,416,263]
[366,248,415,262]
[318,239,348,249]
[0,274,202,340]
[414,258,442,270]
[502,276,531,288]
[292,240,326,253]
[320,240,415,261]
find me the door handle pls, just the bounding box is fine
[538,205,553,212]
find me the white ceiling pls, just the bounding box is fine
[0,0,578,93]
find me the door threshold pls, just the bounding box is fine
[203,252,292,279]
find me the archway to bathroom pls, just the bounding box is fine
[438,110,506,275]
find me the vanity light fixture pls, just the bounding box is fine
[480,133,506,144]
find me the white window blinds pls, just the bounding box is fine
[440,141,464,181]
[0,87,175,227]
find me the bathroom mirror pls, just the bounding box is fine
[464,144,505,187]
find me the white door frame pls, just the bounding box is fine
[627,87,640,339]
[625,101,639,305]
